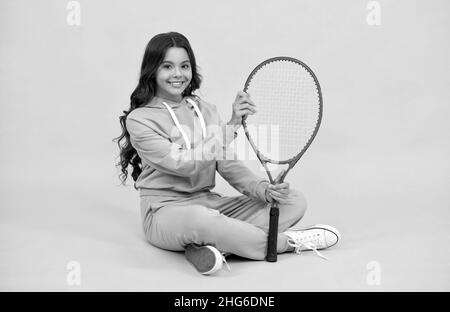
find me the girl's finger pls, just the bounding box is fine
[270,195,288,204]
[235,106,256,115]
[238,109,256,116]
[272,189,289,196]
[236,103,256,110]
[237,97,256,106]
[271,183,289,190]
[274,189,290,196]
[268,190,289,199]
[234,106,256,113]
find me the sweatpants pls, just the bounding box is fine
[139,189,307,260]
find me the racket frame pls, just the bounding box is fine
[242,56,323,262]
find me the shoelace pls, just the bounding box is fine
[221,253,231,272]
[287,238,328,260]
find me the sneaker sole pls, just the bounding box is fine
[185,245,223,275]
[203,246,223,275]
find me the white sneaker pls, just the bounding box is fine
[283,224,341,260]
[185,244,230,275]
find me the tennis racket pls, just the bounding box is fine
[242,56,323,262]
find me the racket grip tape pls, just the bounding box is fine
[265,206,279,262]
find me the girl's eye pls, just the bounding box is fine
[162,64,172,69]
[182,64,191,69]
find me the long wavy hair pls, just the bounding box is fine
[113,32,202,187]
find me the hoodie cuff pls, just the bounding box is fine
[255,180,270,203]
[223,123,240,145]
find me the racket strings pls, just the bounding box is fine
[245,60,321,161]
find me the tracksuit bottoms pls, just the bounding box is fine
[140,189,307,260]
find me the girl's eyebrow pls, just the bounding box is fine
[161,60,191,64]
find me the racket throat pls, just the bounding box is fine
[263,162,291,184]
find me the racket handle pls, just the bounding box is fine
[265,205,279,262]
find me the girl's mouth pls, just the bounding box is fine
[169,81,185,88]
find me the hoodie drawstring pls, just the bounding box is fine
[161,98,207,150]
[186,98,207,139]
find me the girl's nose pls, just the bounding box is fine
[173,67,182,77]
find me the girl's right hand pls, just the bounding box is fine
[265,169,290,204]
[228,91,257,126]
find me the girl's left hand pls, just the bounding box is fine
[228,91,257,126]
[265,170,290,204]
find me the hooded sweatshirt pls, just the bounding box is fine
[126,95,269,201]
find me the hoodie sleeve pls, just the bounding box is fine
[216,159,270,203]
[126,116,221,177]
[206,102,270,203]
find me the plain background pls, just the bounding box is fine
[1,0,449,291]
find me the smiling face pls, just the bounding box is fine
[155,47,193,102]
